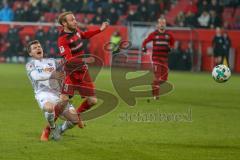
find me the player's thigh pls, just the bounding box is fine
[86,96,97,105]
[61,80,75,96]
[153,63,168,81]
[59,94,70,105]
[78,81,96,97]
[43,102,55,113]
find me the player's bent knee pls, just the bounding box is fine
[69,110,79,124]
[87,97,97,106]
[59,100,68,107]
[59,94,69,106]
[43,102,55,113]
[71,119,80,125]
[62,108,79,124]
[60,94,69,101]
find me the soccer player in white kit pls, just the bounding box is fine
[26,40,81,141]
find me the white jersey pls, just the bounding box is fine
[26,58,62,95]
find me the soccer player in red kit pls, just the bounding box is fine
[142,18,174,100]
[57,12,109,124]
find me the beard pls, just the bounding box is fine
[157,26,165,33]
[67,23,77,32]
[159,26,165,30]
[157,24,165,31]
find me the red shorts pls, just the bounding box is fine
[152,62,169,82]
[61,67,95,97]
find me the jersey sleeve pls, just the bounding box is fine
[80,29,101,39]
[58,36,72,59]
[142,32,154,48]
[26,62,51,81]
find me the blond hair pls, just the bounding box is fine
[158,17,166,22]
[58,11,73,26]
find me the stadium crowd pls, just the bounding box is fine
[0,0,239,70]
[175,0,240,29]
[0,0,174,24]
[0,0,239,27]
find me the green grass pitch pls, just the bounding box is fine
[0,63,239,160]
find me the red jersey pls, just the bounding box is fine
[58,28,101,62]
[142,30,174,63]
[58,27,101,96]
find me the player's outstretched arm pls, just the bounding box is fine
[100,21,109,31]
[81,21,109,39]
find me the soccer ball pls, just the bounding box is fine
[212,65,231,83]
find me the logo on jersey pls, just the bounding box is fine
[44,67,54,73]
[59,46,65,53]
[76,32,81,38]
[37,69,43,73]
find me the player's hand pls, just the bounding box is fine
[100,22,109,31]
[51,71,64,80]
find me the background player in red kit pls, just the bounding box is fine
[142,17,174,100]
[57,11,109,123]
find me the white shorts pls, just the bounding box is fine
[35,91,74,111]
[35,91,60,110]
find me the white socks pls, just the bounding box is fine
[60,121,74,133]
[44,112,55,129]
